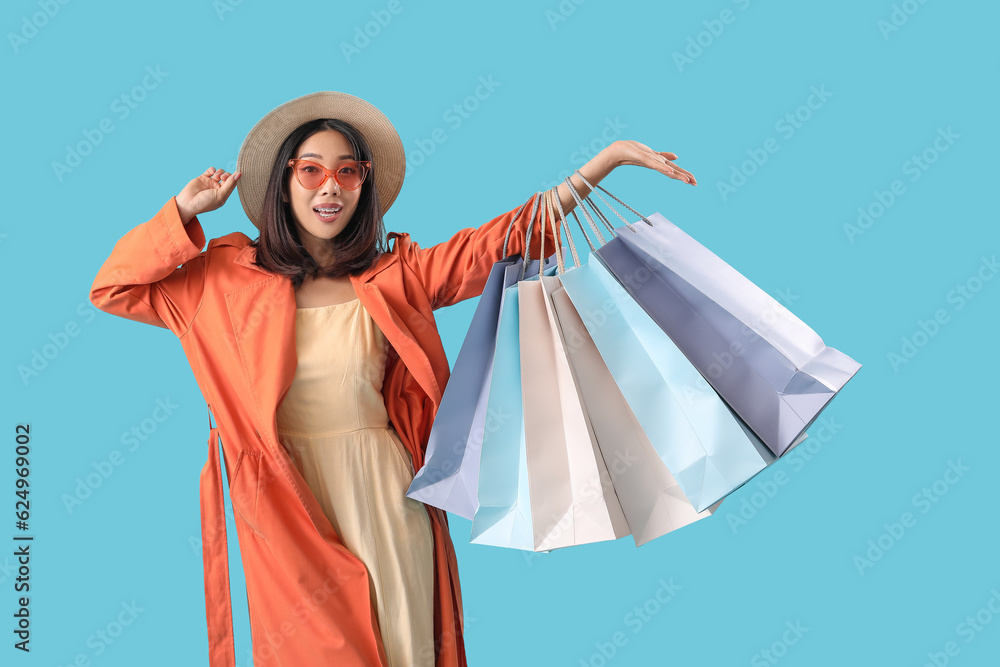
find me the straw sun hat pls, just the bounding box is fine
[235,91,406,230]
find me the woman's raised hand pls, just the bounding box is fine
[175,167,242,224]
[607,140,697,185]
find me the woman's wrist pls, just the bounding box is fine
[175,195,198,225]
[552,144,618,218]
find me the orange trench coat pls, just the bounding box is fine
[89,191,558,666]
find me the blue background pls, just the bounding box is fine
[4,0,998,665]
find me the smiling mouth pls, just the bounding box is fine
[313,206,343,222]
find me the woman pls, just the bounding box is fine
[89,91,696,667]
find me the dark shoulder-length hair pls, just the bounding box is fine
[249,118,387,287]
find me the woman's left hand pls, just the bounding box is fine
[549,138,697,232]
[605,139,697,186]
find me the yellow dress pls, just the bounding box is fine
[275,297,436,667]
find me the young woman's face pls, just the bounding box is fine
[285,130,364,244]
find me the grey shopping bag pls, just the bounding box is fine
[577,176,861,456]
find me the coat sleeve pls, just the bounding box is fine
[89,196,209,336]
[392,189,562,310]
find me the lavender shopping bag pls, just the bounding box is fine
[602,202,861,456]
[405,256,520,518]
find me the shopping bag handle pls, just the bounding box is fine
[517,191,542,280]
[520,187,566,279]
[564,175,610,245]
[572,170,655,233]
[543,187,584,273]
[501,191,541,259]
[558,174,626,255]
[554,172,656,259]
[519,187,573,279]
[503,175,646,277]
[562,171,651,249]
[544,189,567,274]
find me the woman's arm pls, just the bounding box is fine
[89,196,209,335]
[395,141,696,310]
[391,187,558,310]
[89,167,240,335]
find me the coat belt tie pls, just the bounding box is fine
[200,404,236,667]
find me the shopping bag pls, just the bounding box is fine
[558,176,808,502]
[470,260,561,550]
[518,190,630,551]
[408,194,557,519]
[468,194,564,549]
[584,181,861,456]
[469,274,534,550]
[474,189,626,551]
[407,256,556,517]
[560,247,774,513]
[539,182,770,516]
[547,279,722,546]
[405,255,520,518]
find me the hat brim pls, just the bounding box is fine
[235,91,405,230]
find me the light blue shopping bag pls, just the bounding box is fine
[560,250,774,512]
[470,260,559,550]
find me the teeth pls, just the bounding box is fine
[315,207,341,214]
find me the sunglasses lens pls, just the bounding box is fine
[293,163,322,189]
[336,163,367,190]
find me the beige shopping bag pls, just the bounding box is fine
[548,283,721,546]
[519,190,630,552]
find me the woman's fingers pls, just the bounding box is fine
[671,167,697,185]
[656,152,696,185]
[205,167,234,184]
[212,169,240,203]
[655,158,695,184]
[206,169,233,199]
[619,141,697,185]
[220,171,240,196]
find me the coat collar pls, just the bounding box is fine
[231,240,401,282]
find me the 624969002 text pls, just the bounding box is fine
[13,423,33,652]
